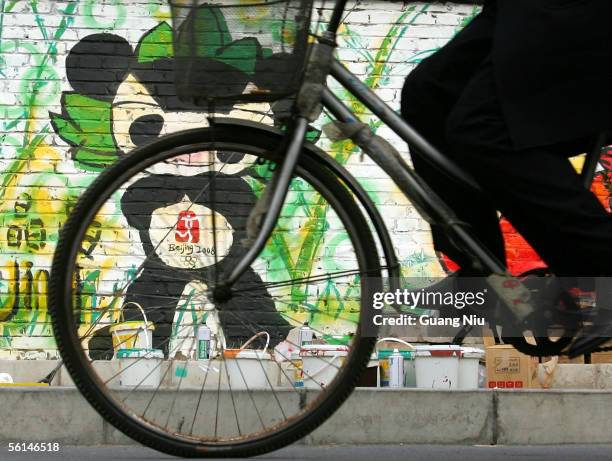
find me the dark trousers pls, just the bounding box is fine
[400,5,612,277]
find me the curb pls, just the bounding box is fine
[1,388,612,446]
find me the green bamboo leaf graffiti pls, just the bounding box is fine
[50,93,117,152]
[0,0,77,201]
[261,6,432,328]
[136,21,174,63]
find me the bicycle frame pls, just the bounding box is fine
[323,61,505,273]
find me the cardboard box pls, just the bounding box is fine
[591,351,612,364]
[486,344,539,389]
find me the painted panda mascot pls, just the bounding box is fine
[51,5,304,358]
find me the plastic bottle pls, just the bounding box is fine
[298,322,314,346]
[197,322,211,360]
[389,348,404,388]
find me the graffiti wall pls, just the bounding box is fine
[1,1,603,358]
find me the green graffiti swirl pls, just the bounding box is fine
[83,0,127,30]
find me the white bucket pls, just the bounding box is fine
[116,348,164,387]
[300,344,348,389]
[459,347,485,389]
[415,345,461,389]
[224,349,274,389]
[110,321,154,353]
[224,331,274,390]
[110,302,154,355]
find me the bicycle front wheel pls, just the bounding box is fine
[49,123,381,457]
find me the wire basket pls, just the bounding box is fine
[170,0,314,104]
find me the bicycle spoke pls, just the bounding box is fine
[221,344,242,437]
[221,309,294,412]
[212,343,224,439]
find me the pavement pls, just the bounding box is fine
[4,445,612,461]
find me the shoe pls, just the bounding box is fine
[568,325,612,358]
[568,310,612,358]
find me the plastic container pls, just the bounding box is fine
[224,332,274,390]
[298,324,314,346]
[110,302,154,355]
[300,344,348,389]
[458,347,485,389]
[415,345,461,389]
[224,349,274,389]
[389,349,404,388]
[290,351,303,388]
[116,348,164,387]
[197,323,211,360]
[109,321,155,353]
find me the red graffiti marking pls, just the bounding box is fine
[175,211,200,243]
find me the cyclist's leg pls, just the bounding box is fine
[445,56,612,278]
[445,55,612,351]
[401,2,505,271]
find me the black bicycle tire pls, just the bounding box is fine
[49,124,382,458]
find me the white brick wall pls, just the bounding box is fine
[0,1,480,355]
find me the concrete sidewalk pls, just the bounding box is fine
[1,388,612,446]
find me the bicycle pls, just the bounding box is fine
[48,0,604,457]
